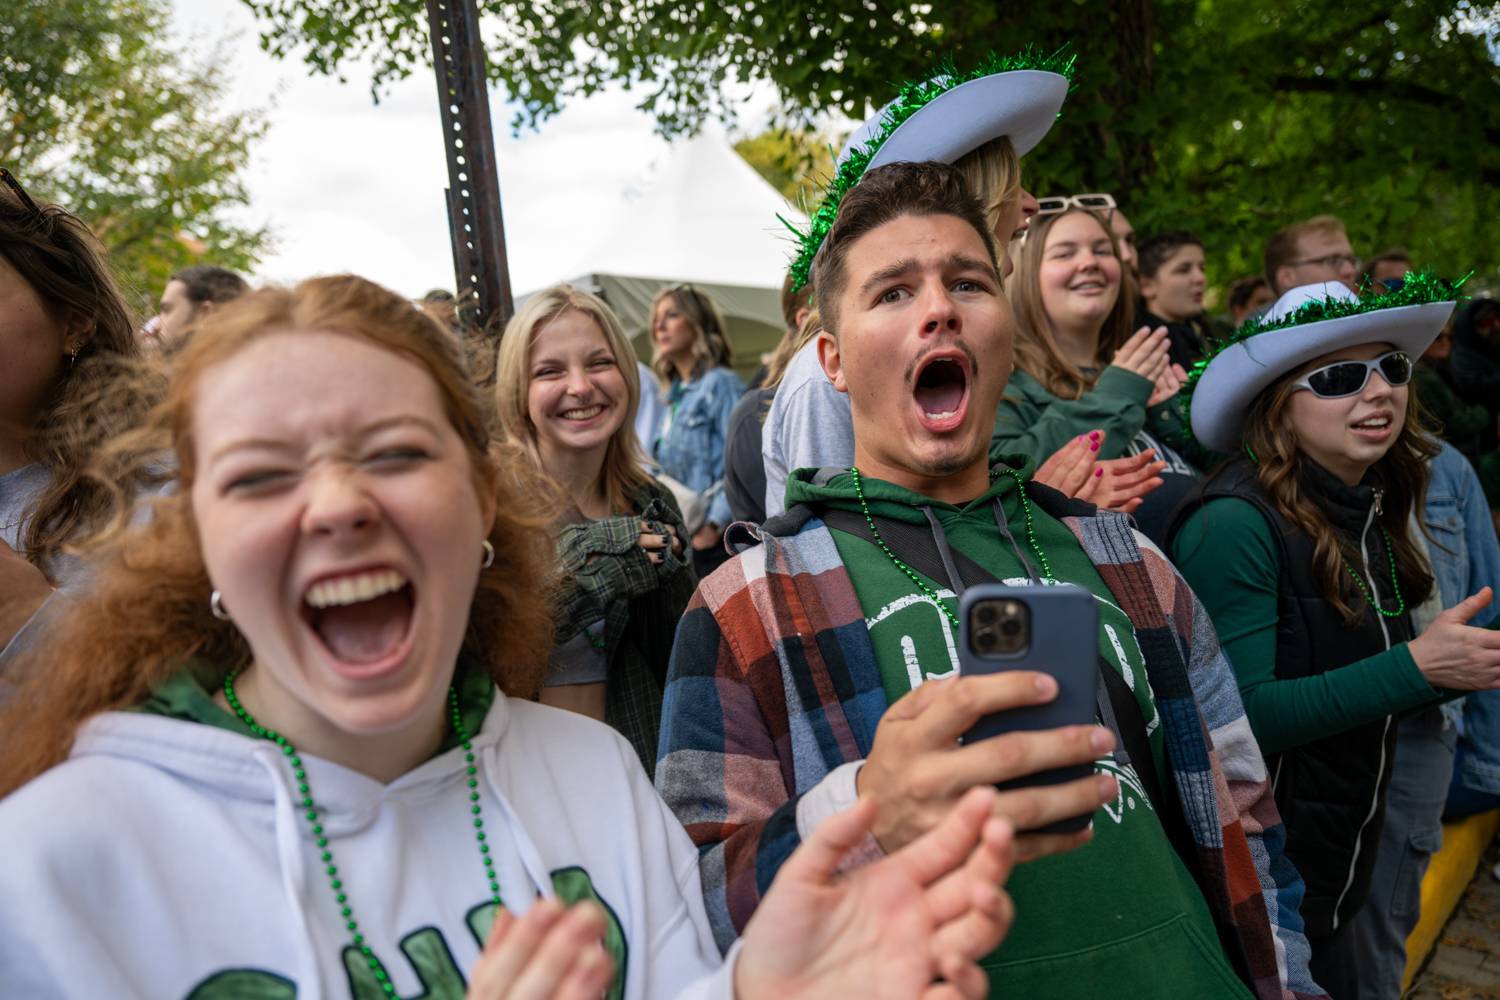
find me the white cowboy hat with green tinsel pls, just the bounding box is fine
[1188,275,1464,453]
[785,47,1075,292]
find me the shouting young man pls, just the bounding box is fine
[656,161,1324,999]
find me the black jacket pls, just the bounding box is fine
[1171,458,1415,937]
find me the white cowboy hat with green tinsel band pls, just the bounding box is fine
[784,47,1076,292]
[1187,275,1464,453]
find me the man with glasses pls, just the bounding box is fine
[1263,215,1359,295]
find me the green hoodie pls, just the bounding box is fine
[138,658,495,756]
[783,461,1252,999]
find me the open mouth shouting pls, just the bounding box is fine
[301,566,417,680]
[911,352,973,434]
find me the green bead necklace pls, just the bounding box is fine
[224,668,500,997]
[1342,524,1407,619]
[849,465,1054,631]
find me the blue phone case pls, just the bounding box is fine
[958,582,1100,834]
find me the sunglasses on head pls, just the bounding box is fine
[0,167,43,219]
[1291,350,1413,398]
[1036,193,1117,217]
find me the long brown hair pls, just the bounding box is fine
[1006,207,1136,400]
[494,283,652,514]
[0,275,557,798]
[1242,362,1436,624]
[1,181,141,578]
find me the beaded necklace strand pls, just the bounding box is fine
[849,466,1054,631]
[1341,523,1407,619]
[224,668,499,997]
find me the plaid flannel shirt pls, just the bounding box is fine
[655,486,1326,1000]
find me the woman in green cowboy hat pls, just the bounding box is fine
[1168,278,1500,997]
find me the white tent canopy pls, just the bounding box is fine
[521,127,807,379]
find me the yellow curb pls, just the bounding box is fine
[1402,807,1500,991]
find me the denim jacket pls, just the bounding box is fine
[1423,442,1500,794]
[649,366,745,529]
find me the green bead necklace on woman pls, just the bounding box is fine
[224,667,499,998]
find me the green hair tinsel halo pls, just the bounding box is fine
[1181,269,1469,423]
[780,46,1077,294]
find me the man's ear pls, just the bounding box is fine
[1138,274,1158,302]
[816,329,849,394]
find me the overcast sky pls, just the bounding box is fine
[169,0,788,298]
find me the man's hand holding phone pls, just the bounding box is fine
[856,672,1118,862]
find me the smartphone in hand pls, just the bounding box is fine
[959,582,1100,834]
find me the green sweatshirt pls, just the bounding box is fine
[990,366,1209,471]
[785,464,1251,1000]
[138,658,495,754]
[1171,496,1440,754]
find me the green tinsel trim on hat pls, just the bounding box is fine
[1182,269,1468,431]
[780,45,1077,293]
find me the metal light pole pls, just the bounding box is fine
[424,0,513,334]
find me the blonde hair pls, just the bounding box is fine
[1006,208,1136,400]
[0,275,557,797]
[495,284,652,515]
[953,135,1022,241]
[762,308,823,394]
[648,285,733,391]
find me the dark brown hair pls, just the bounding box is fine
[169,265,248,306]
[0,275,558,797]
[812,161,998,335]
[1137,230,1203,280]
[1242,361,1436,624]
[1,180,141,579]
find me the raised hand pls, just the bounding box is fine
[1077,450,1167,514]
[735,787,1017,1000]
[1148,362,1189,408]
[465,899,614,1000]
[1108,326,1171,383]
[856,672,1116,861]
[1033,431,1103,497]
[1408,587,1500,691]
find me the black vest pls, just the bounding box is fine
[1170,459,1415,937]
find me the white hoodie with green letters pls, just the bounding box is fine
[0,690,732,999]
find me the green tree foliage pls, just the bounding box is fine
[1,0,270,309]
[239,0,1500,291]
[733,127,838,207]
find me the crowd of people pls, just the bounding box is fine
[1,47,1498,1000]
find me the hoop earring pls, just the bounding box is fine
[481,539,495,569]
[210,589,232,621]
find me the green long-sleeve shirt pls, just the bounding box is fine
[1171,496,1441,754]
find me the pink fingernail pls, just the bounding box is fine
[1089,430,1101,441]
[1090,441,1099,452]
[1094,468,1103,477]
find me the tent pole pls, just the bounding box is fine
[424,0,513,335]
